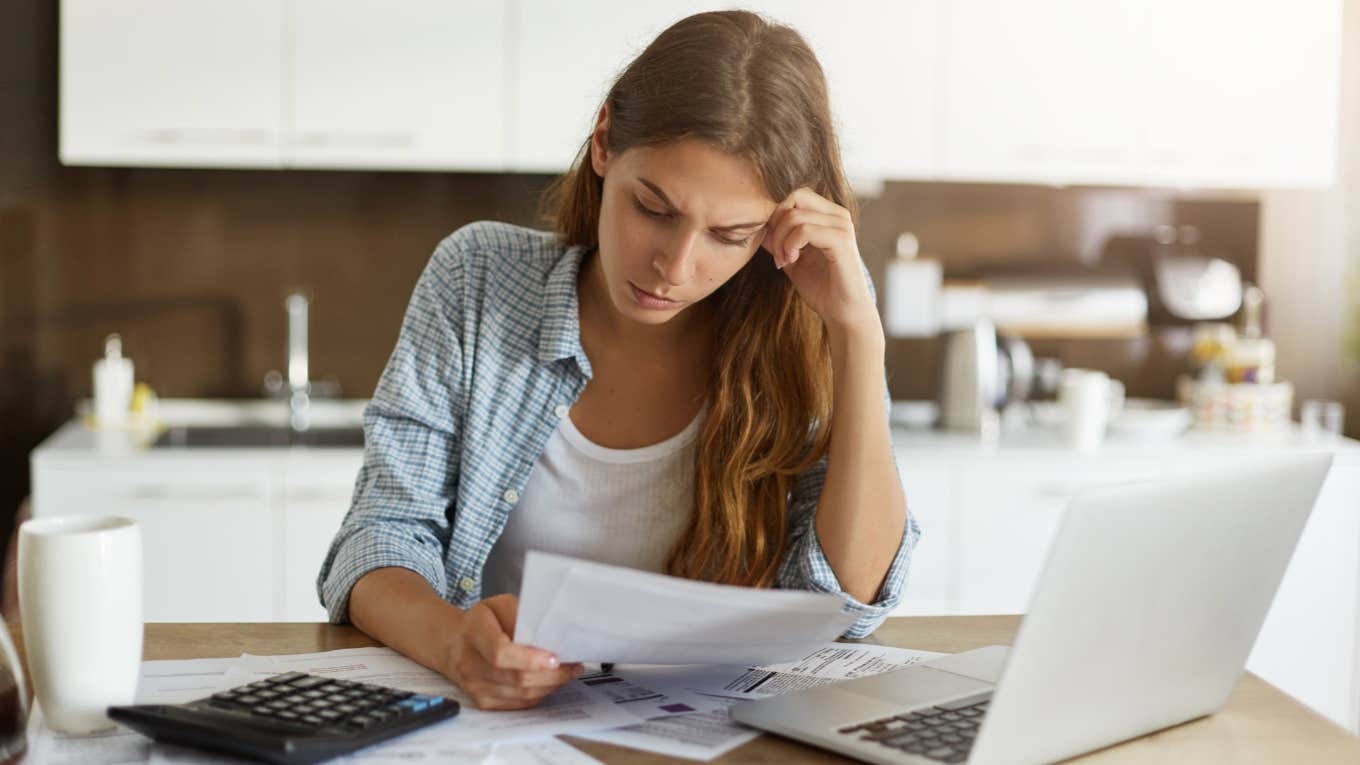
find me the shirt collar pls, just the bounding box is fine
[536,242,593,377]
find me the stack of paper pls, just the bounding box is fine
[23,642,946,763]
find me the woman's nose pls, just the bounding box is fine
[653,229,700,286]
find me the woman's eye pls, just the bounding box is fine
[633,199,668,219]
[633,198,748,247]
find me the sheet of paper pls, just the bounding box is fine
[574,643,950,761]
[24,657,242,765]
[517,552,858,665]
[226,647,636,746]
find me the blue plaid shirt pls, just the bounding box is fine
[317,221,920,638]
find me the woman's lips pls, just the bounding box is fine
[629,282,681,310]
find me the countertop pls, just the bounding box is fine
[32,398,1360,465]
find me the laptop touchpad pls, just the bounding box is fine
[843,665,993,708]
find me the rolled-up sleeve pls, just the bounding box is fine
[775,449,921,639]
[317,240,466,624]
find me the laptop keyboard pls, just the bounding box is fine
[836,693,991,763]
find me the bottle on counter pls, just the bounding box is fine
[92,333,134,429]
[1224,284,1275,384]
[883,232,943,337]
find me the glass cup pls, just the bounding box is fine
[1300,399,1345,440]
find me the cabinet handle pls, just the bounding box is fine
[139,128,273,146]
[291,131,417,149]
[126,484,260,501]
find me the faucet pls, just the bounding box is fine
[285,291,311,432]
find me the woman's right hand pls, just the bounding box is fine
[443,593,584,710]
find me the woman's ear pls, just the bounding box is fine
[589,104,611,177]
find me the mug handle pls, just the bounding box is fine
[1108,380,1126,420]
[0,623,25,718]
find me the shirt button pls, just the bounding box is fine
[554,404,570,419]
[503,489,519,503]
[459,576,476,592]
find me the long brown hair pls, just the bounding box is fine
[540,10,858,587]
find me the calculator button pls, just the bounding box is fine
[277,710,300,721]
[326,694,349,704]
[335,704,359,715]
[300,714,325,726]
[269,672,308,685]
[348,715,377,729]
[251,706,275,717]
[303,690,325,699]
[267,700,291,710]
[236,694,261,705]
[254,690,279,700]
[291,676,330,689]
[318,710,342,720]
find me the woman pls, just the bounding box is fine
[318,9,919,711]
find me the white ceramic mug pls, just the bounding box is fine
[1059,369,1125,451]
[18,516,143,734]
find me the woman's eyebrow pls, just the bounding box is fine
[638,177,768,231]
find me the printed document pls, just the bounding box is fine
[516,552,858,665]
[576,643,948,760]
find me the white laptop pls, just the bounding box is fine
[731,453,1333,765]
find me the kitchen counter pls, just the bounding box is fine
[32,398,369,459]
[891,423,1360,463]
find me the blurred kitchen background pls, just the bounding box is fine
[4,0,1360,731]
[4,0,1360,712]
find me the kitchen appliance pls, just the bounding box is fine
[1142,224,1244,322]
[940,321,1000,431]
[940,322,1052,431]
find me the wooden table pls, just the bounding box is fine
[9,617,1360,763]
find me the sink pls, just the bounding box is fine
[152,425,365,449]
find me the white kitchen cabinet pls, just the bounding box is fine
[940,0,1342,188]
[59,0,285,167]
[1137,0,1342,188]
[894,456,954,615]
[507,1,708,173]
[32,461,276,622]
[278,455,364,622]
[940,0,1145,186]
[286,0,509,170]
[952,457,1164,615]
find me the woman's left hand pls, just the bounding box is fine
[760,187,879,334]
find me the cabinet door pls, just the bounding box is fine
[509,1,712,173]
[286,0,508,170]
[59,0,284,167]
[33,462,275,622]
[894,456,953,615]
[744,1,942,186]
[1138,0,1342,188]
[954,458,1164,615]
[940,0,1144,186]
[280,456,364,621]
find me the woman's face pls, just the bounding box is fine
[590,127,778,327]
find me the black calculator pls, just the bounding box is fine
[108,671,461,765]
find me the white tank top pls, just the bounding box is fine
[480,405,705,599]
